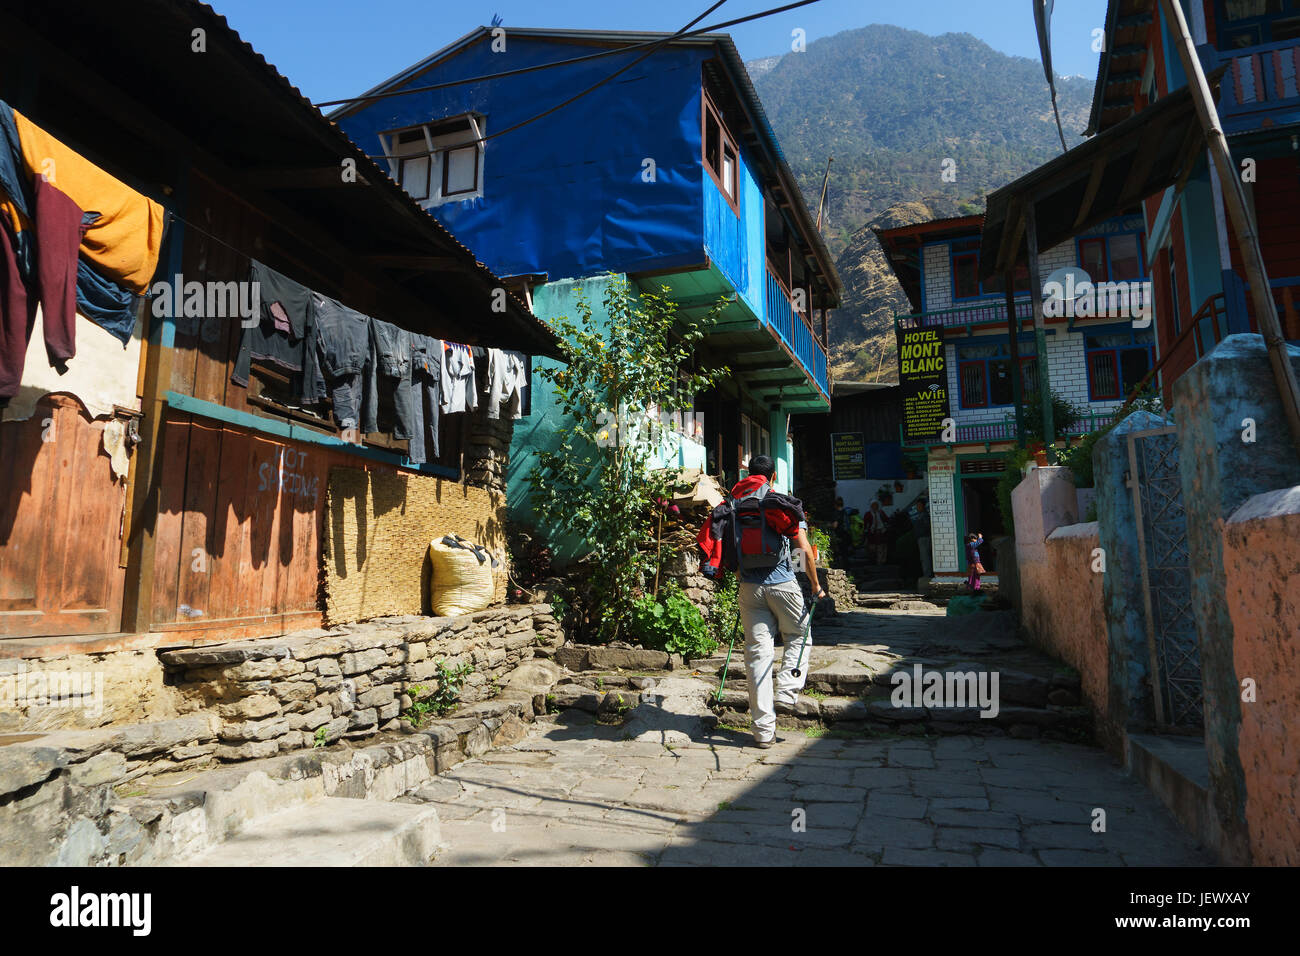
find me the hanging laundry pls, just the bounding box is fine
[485,347,527,420]
[101,418,130,481]
[232,259,312,388]
[32,175,88,371]
[407,334,443,464]
[309,292,371,430]
[440,341,478,414]
[8,105,165,292]
[0,209,34,406]
[0,101,147,344]
[362,318,414,440]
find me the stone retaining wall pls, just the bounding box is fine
[158,605,562,766]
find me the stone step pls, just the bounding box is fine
[182,797,442,867]
[710,684,1090,738]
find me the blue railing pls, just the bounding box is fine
[764,266,829,398]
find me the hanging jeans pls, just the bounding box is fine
[363,318,413,439]
[408,334,443,463]
[738,579,811,742]
[310,292,370,430]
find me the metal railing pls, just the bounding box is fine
[764,266,829,397]
[896,296,1034,330]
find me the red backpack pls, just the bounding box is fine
[704,484,805,574]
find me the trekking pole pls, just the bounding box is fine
[789,600,815,679]
[715,611,741,703]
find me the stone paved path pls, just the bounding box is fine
[408,707,1212,867]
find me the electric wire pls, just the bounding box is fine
[313,0,823,112]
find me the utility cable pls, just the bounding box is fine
[314,0,823,113]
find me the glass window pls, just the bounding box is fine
[1224,0,1280,20]
[988,359,1014,405]
[1079,238,1107,281]
[959,362,988,407]
[1110,233,1143,281]
[953,253,980,299]
[722,145,737,198]
[704,114,720,175]
[1089,352,1120,400]
[1020,356,1039,396]
[443,145,478,195]
[400,155,430,200]
[1120,348,1151,396]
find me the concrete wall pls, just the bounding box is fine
[1011,467,1114,747]
[1222,486,1300,867]
[1172,334,1300,860]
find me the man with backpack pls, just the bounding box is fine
[698,455,825,748]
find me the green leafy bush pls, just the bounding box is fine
[403,660,475,726]
[1019,386,1080,445]
[707,570,740,650]
[807,527,832,566]
[526,276,727,643]
[1058,387,1163,489]
[629,580,719,660]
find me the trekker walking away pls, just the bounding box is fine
[697,455,824,748]
[966,532,985,592]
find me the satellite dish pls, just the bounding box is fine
[1043,266,1092,312]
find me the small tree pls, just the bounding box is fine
[528,276,727,643]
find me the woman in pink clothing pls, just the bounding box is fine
[965,532,985,592]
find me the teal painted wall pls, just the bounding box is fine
[702,140,766,320]
[768,409,792,493]
[1179,160,1226,312]
[507,273,706,552]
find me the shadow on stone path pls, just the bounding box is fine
[404,604,1214,867]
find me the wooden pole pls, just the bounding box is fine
[1024,203,1057,462]
[815,156,833,232]
[1004,273,1027,448]
[1158,0,1300,458]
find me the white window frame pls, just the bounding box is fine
[379,113,486,207]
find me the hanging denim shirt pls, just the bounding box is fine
[407,333,443,464]
[362,318,414,440]
[309,292,370,430]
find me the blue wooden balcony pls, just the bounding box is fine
[1206,38,1300,134]
[763,265,830,400]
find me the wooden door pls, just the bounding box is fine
[0,395,129,637]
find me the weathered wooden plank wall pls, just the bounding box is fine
[0,395,128,636]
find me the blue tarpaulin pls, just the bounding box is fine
[334,36,709,283]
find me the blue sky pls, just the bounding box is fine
[213,0,1109,105]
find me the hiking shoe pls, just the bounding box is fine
[754,736,781,749]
